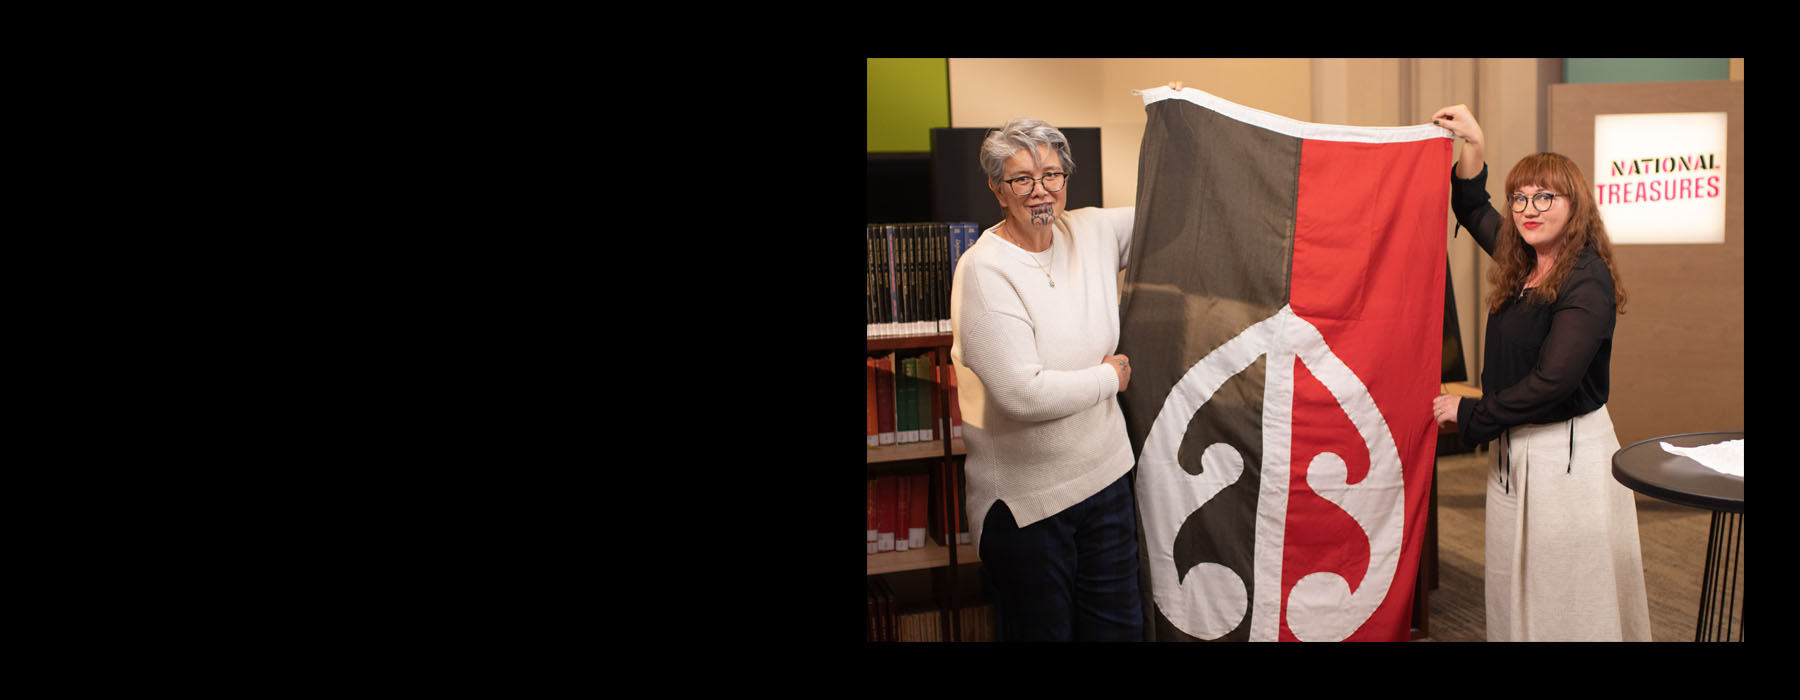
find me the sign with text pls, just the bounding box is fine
[1593,112,1727,244]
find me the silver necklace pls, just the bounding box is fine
[1006,223,1054,287]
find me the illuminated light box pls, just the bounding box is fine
[1592,112,1727,244]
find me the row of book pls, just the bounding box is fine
[866,578,996,642]
[866,221,983,337]
[866,349,961,448]
[867,469,971,554]
[868,473,929,554]
[895,603,995,642]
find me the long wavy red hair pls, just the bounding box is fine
[1485,152,1628,315]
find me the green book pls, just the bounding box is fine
[896,355,915,443]
[916,351,935,442]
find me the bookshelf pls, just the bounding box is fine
[866,432,978,575]
[867,438,964,465]
[865,167,997,640]
[867,536,970,576]
[866,331,982,641]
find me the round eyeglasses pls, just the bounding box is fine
[1004,172,1068,196]
[1509,192,1562,213]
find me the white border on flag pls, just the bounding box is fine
[1137,85,1452,144]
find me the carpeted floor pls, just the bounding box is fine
[1415,447,1742,642]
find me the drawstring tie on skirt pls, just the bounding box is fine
[1496,420,1578,494]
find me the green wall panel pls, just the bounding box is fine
[867,58,949,153]
[1565,58,1729,84]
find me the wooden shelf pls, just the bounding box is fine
[867,536,981,576]
[866,330,970,639]
[866,332,953,352]
[867,438,966,464]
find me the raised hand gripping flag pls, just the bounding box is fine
[1120,86,1451,642]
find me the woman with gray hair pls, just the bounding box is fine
[949,84,1183,640]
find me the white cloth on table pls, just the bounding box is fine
[1660,438,1743,478]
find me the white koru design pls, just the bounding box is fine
[1136,304,1405,641]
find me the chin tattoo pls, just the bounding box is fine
[1029,205,1054,225]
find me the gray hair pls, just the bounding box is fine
[978,118,1076,184]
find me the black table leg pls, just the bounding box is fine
[1696,511,1743,641]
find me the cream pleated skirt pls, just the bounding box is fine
[1485,405,1652,641]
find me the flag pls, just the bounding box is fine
[1119,87,1450,641]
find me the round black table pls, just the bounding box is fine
[1612,431,1743,641]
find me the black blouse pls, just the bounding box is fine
[1450,164,1616,446]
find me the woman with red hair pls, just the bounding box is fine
[1429,105,1650,641]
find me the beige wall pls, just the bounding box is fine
[943,58,1745,444]
[949,58,1311,212]
[1547,80,1745,444]
[1458,59,1560,386]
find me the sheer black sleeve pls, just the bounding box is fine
[1455,265,1617,444]
[1450,163,1502,257]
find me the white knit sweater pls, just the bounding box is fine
[950,206,1137,552]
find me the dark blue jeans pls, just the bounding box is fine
[979,471,1143,641]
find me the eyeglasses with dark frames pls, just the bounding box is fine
[1004,172,1069,196]
[1509,192,1562,213]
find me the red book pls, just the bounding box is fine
[893,473,910,552]
[868,577,892,641]
[872,576,896,641]
[955,462,971,545]
[943,359,963,439]
[875,475,896,552]
[875,353,896,446]
[908,473,929,549]
[866,476,878,554]
[881,577,898,641]
[866,357,879,448]
[927,464,959,549]
[866,579,877,641]
[957,467,972,547]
